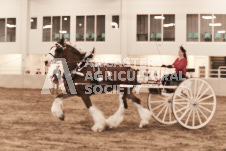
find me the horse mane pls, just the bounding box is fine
[58,38,84,56]
[66,44,84,55]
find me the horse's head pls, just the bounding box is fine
[44,39,86,67]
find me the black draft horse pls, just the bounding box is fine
[44,39,152,132]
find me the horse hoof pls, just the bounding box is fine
[91,124,105,132]
[59,114,65,121]
[105,115,124,129]
[139,119,149,128]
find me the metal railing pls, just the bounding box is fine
[199,66,226,78]
[218,66,226,78]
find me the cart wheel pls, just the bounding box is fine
[172,78,216,129]
[148,93,177,124]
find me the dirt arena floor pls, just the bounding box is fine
[0,87,226,151]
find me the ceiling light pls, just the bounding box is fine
[111,22,118,28]
[6,24,16,28]
[202,16,216,19]
[163,23,175,27]
[154,16,165,19]
[217,30,225,33]
[59,30,67,33]
[43,25,52,29]
[209,23,222,26]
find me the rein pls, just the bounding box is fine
[49,53,55,57]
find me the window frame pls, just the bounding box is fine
[42,16,71,42]
[200,14,213,42]
[75,15,106,42]
[136,14,149,42]
[0,18,6,42]
[163,14,175,42]
[0,17,16,42]
[186,14,199,42]
[112,15,120,29]
[136,14,176,42]
[6,18,17,42]
[186,13,226,43]
[30,17,37,30]
[86,15,95,42]
[42,16,52,42]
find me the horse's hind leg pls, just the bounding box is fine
[81,95,106,132]
[127,92,152,128]
[106,93,127,129]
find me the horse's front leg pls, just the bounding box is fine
[51,94,73,120]
[105,93,126,129]
[81,95,106,132]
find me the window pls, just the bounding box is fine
[187,14,226,42]
[214,14,226,42]
[76,15,105,42]
[43,17,51,42]
[187,14,198,42]
[62,16,70,40]
[86,16,95,41]
[6,18,16,42]
[163,14,175,41]
[52,16,60,41]
[150,14,162,41]
[30,17,37,29]
[112,15,119,29]
[0,18,16,42]
[43,16,70,42]
[137,14,175,42]
[137,15,148,41]
[76,16,84,41]
[0,19,5,42]
[200,14,212,42]
[96,15,105,41]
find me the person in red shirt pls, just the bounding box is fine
[161,46,188,92]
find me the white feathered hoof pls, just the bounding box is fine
[51,98,65,121]
[139,119,149,128]
[91,123,105,132]
[134,103,152,128]
[105,114,124,129]
[139,108,152,128]
[89,106,106,132]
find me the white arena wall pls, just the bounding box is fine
[0,75,45,89]
[1,0,226,56]
[27,0,226,56]
[127,0,226,56]
[0,0,24,54]
[29,0,122,55]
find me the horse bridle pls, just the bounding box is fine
[48,42,88,70]
[49,43,66,57]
